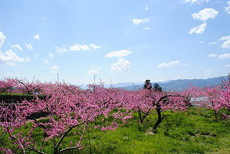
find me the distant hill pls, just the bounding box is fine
[117,76,228,91]
[104,82,143,88]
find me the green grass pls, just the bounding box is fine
[0,92,32,96]
[0,92,46,96]
[1,107,230,154]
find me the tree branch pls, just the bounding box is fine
[55,121,85,149]
[18,80,32,94]
[7,128,26,154]
[28,147,47,154]
[59,124,86,154]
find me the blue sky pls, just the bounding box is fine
[0,0,230,85]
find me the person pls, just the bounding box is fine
[143,80,152,90]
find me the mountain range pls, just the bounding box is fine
[111,76,228,91]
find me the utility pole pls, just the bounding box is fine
[93,75,96,84]
[110,79,113,88]
[133,82,136,91]
[57,73,60,83]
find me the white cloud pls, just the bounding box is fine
[189,22,207,34]
[88,66,101,76]
[44,60,49,64]
[225,64,230,67]
[70,44,91,51]
[183,0,209,4]
[219,36,230,49]
[2,50,29,62]
[0,31,6,48]
[225,1,230,14]
[25,57,30,62]
[216,1,224,4]
[10,44,23,51]
[41,17,46,20]
[157,61,180,68]
[174,75,182,80]
[111,58,131,72]
[51,65,58,73]
[55,44,101,54]
[144,5,149,11]
[192,8,218,21]
[25,43,33,50]
[0,49,30,66]
[56,44,101,53]
[34,34,40,40]
[34,54,38,59]
[106,50,132,58]
[219,53,230,59]
[204,69,211,77]
[222,40,230,49]
[48,53,54,58]
[219,36,230,41]
[209,42,217,45]
[6,62,16,66]
[89,44,101,50]
[132,18,149,25]
[208,54,217,58]
[144,27,151,30]
[55,47,67,53]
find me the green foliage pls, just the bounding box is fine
[1,107,230,153]
[0,92,35,96]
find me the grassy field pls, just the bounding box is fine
[1,107,230,154]
[0,92,32,96]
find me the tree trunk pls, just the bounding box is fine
[138,109,143,124]
[214,111,218,121]
[152,107,162,133]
